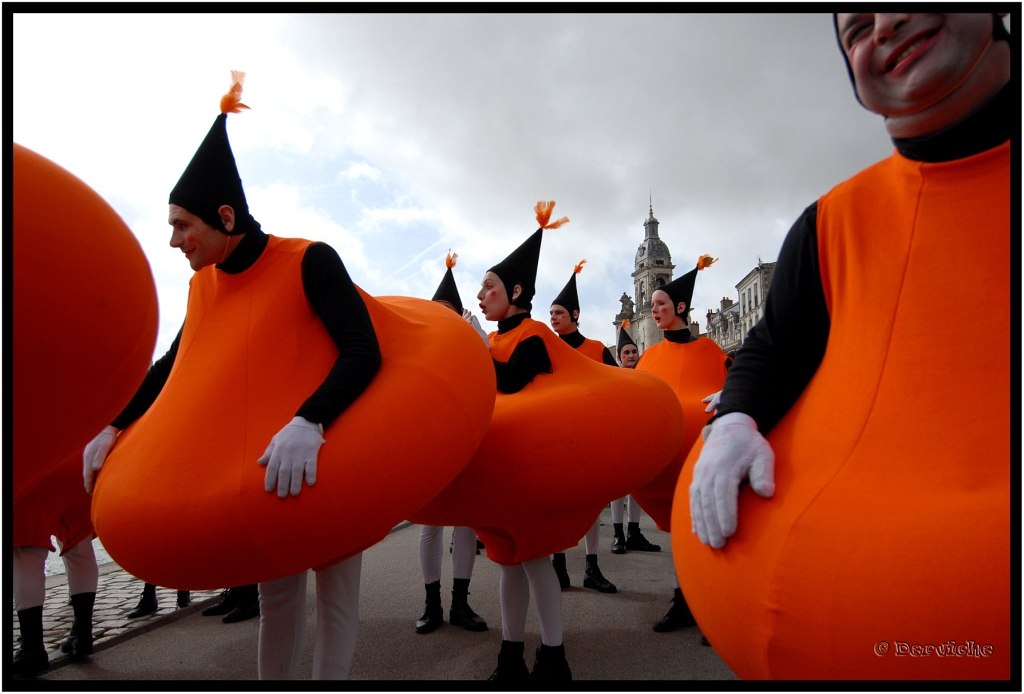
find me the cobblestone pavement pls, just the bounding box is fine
[13,562,221,659]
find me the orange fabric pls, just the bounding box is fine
[673,143,1011,679]
[14,450,94,553]
[411,317,684,565]
[92,236,495,589]
[576,337,609,364]
[13,144,158,502]
[633,337,729,530]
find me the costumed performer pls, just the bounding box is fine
[414,251,489,635]
[13,453,99,677]
[609,320,660,556]
[547,259,617,594]
[474,203,572,682]
[635,256,730,633]
[681,13,1010,679]
[82,72,382,680]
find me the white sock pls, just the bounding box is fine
[627,495,642,524]
[312,554,362,680]
[451,526,477,580]
[523,556,563,647]
[499,563,529,642]
[583,517,601,556]
[62,535,99,596]
[258,571,308,680]
[419,525,444,585]
[13,545,48,611]
[610,497,625,525]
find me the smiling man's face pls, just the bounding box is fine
[837,13,995,119]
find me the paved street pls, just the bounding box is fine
[27,507,737,681]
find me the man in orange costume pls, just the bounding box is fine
[82,74,382,680]
[547,260,619,594]
[685,14,1010,679]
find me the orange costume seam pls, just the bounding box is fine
[674,142,1011,679]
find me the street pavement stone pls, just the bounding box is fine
[13,562,220,659]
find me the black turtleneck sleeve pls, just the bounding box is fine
[295,242,381,426]
[714,203,830,435]
[494,337,551,394]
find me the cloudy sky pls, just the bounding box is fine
[14,13,898,356]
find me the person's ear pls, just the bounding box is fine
[218,205,236,233]
[572,310,579,321]
[677,301,687,315]
[512,285,522,301]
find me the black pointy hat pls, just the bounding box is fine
[660,255,717,323]
[488,201,569,311]
[551,259,586,321]
[617,318,637,356]
[169,71,257,236]
[432,250,463,313]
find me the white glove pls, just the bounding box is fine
[257,416,325,498]
[463,309,490,347]
[702,390,722,414]
[83,426,119,494]
[689,412,775,549]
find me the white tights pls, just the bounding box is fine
[419,526,476,584]
[583,517,600,555]
[13,536,98,611]
[257,553,362,680]
[499,556,562,647]
[610,495,642,525]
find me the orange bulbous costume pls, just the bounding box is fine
[92,237,496,589]
[412,318,684,564]
[13,144,158,502]
[14,450,94,554]
[673,143,1010,679]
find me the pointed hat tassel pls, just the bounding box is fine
[220,70,251,114]
[446,250,458,269]
[574,259,587,274]
[621,318,631,329]
[535,201,570,230]
[697,254,718,270]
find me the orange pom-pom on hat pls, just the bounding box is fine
[535,200,570,230]
[220,70,251,114]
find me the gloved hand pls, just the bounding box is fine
[463,308,490,347]
[257,416,325,498]
[702,390,722,414]
[689,412,775,549]
[83,426,119,494]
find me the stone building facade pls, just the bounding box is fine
[705,260,776,357]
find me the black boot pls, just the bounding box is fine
[611,523,626,554]
[177,590,191,608]
[551,553,570,590]
[223,584,260,623]
[625,522,661,552]
[59,592,94,660]
[487,640,528,681]
[202,586,242,616]
[13,606,49,677]
[449,578,487,631]
[415,580,444,634]
[526,643,572,682]
[582,554,617,593]
[653,587,697,632]
[127,582,158,618]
